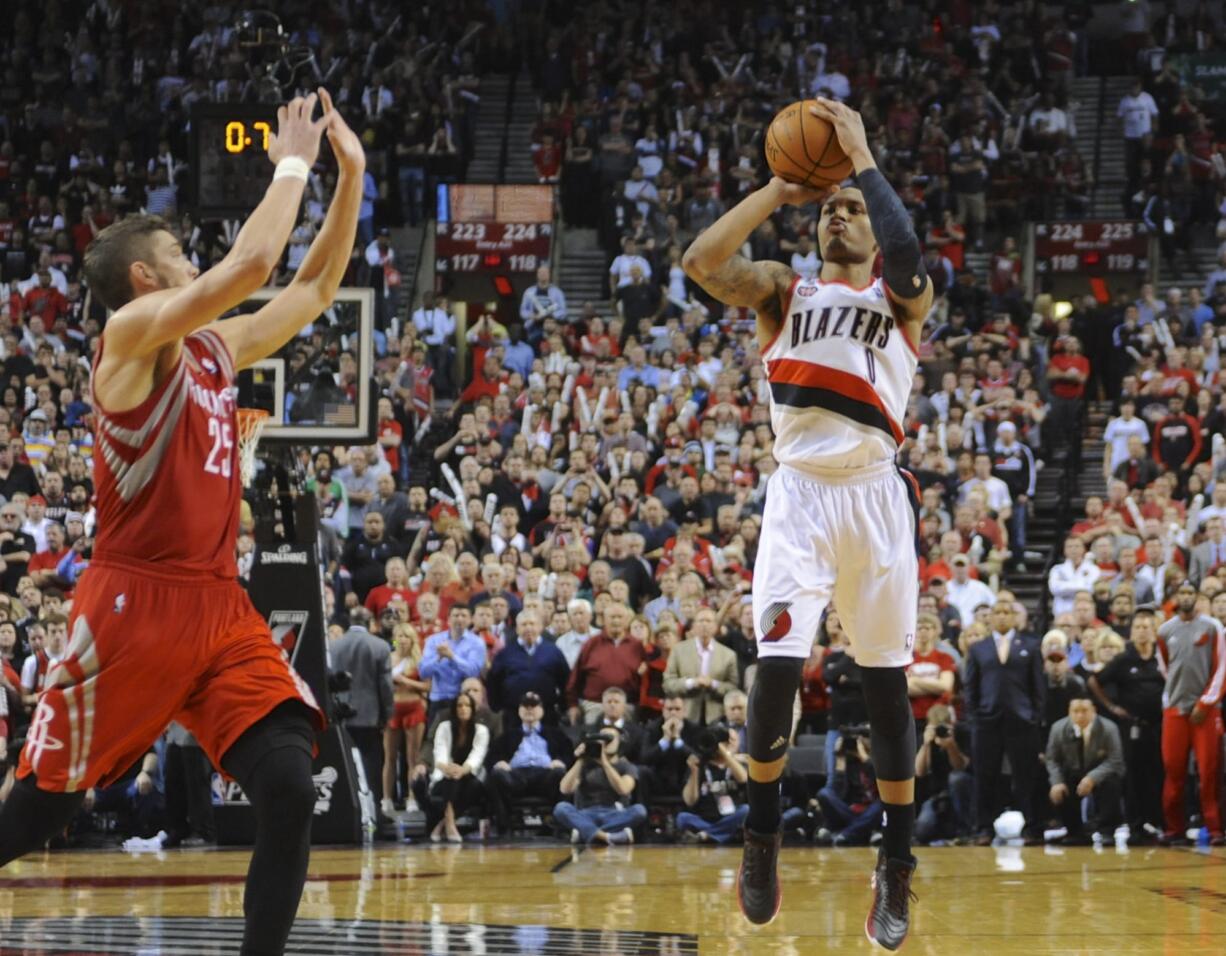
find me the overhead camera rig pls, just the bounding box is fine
[234,9,341,102]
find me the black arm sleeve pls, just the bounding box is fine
[855,167,928,299]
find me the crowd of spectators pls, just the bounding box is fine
[4,0,1226,856]
[531,0,1097,269]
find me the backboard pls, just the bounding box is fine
[226,286,375,445]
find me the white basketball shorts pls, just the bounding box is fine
[753,461,919,668]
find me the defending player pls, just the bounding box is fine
[0,90,365,956]
[683,99,931,950]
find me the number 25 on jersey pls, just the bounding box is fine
[205,418,234,478]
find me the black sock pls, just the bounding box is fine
[0,775,86,866]
[221,703,317,956]
[747,776,784,834]
[882,800,915,861]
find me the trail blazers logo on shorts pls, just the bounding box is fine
[269,610,310,665]
[760,601,793,642]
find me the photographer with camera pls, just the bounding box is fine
[552,726,647,845]
[914,704,973,844]
[676,725,749,844]
[815,724,883,847]
[820,608,867,784]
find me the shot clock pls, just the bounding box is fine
[223,119,273,153]
[190,103,280,219]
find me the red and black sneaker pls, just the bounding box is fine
[865,850,917,951]
[737,828,783,925]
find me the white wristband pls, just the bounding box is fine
[273,157,310,183]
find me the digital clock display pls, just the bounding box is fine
[223,120,273,153]
[190,103,279,219]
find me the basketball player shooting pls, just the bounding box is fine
[0,90,365,956]
[683,98,931,950]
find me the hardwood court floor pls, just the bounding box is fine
[2,842,1226,954]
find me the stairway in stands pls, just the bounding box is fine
[467,74,512,183]
[465,71,539,184]
[1088,76,1132,219]
[390,224,424,327]
[1003,402,1109,626]
[1004,458,1064,620]
[1068,76,1104,215]
[504,74,540,185]
[558,227,611,315]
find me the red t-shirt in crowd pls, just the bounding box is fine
[801,656,831,716]
[906,648,956,719]
[365,584,416,617]
[458,367,503,405]
[28,546,71,577]
[1049,354,1090,399]
[533,143,561,180]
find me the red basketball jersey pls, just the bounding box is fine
[91,327,241,577]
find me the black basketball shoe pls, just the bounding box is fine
[865,851,917,950]
[737,827,783,925]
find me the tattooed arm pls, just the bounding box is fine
[683,176,831,345]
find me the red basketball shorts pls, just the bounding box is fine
[18,560,325,792]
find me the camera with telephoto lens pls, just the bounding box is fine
[581,732,610,760]
[693,726,725,762]
[935,724,952,739]
[327,671,356,722]
[839,723,871,741]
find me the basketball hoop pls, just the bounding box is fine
[236,408,271,488]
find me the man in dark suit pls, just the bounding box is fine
[328,607,394,810]
[965,596,1046,844]
[486,692,572,834]
[1111,435,1159,490]
[642,694,699,801]
[486,609,570,724]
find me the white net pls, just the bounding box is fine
[236,408,271,488]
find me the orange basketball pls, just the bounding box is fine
[764,99,854,189]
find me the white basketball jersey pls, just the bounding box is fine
[761,275,917,472]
